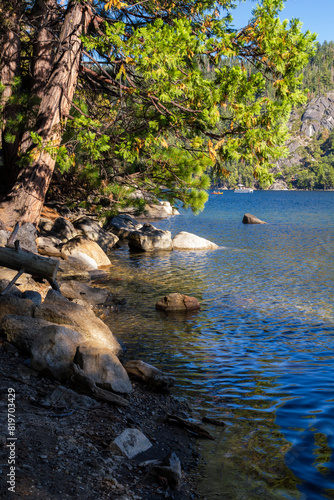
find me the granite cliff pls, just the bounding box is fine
[272,91,334,189]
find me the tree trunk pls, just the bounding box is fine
[0,0,21,189]
[0,0,90,228]
[20,0,60,155]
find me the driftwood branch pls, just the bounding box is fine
[165,414,215,440]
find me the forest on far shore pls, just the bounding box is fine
[212,41,334,191]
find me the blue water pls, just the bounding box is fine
[106,191,334,499]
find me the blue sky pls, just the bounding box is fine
[229,0,334,44]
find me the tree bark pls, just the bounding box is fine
[0,0,21,189]
[20,0,60,155]
[0,0,91,228]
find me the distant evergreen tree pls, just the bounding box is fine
[301,41,334,96]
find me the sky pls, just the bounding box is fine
[229,0,334,44]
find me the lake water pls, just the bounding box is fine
[106,191,334,500]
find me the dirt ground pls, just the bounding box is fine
[0,335,205,500]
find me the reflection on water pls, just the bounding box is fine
[105,192,334,499]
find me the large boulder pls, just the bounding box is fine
[124,360,175,392]
[59,280,109,305]
[0,295,35,322]
[75,344,132,394]
[108,214,143,239]
[31,325,83,380]
[128,224,172,252]
[73,216,119,251]
[34,289,122,356]
[143,201,179,219]
[36,235,65,259]
[51,217,77,241]
[61,236,111,268]
[155,293,200,312]
[172,231,218,250]
[1,315,53,352]
[242,213,267,224]
[57,258,93,280]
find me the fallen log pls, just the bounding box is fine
[0,222,60,293]
[0,246,59,292]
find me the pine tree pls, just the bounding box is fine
[0,0,316,227]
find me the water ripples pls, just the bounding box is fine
[106,191,334,499]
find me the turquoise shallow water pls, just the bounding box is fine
[106,191,334,499]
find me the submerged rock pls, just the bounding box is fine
[172,231,218,250]
[156,293,200,312]
[242,213,267,224]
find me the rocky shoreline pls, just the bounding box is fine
[0,205,215,499]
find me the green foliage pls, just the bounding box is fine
[1,0,317,211]
[301,41,334,96]
[280,130,334,190]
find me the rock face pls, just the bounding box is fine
[61,236,111,268]
[156,293,200,312]
[268,179,288,190]
[34,289,122,356]
[242,213,267,224]
[108,214,143,239]
[128,224,173,252]
[75,345,132,394]
[124,360,175,392]
[172,231,218,250]
[300,92,334,138]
